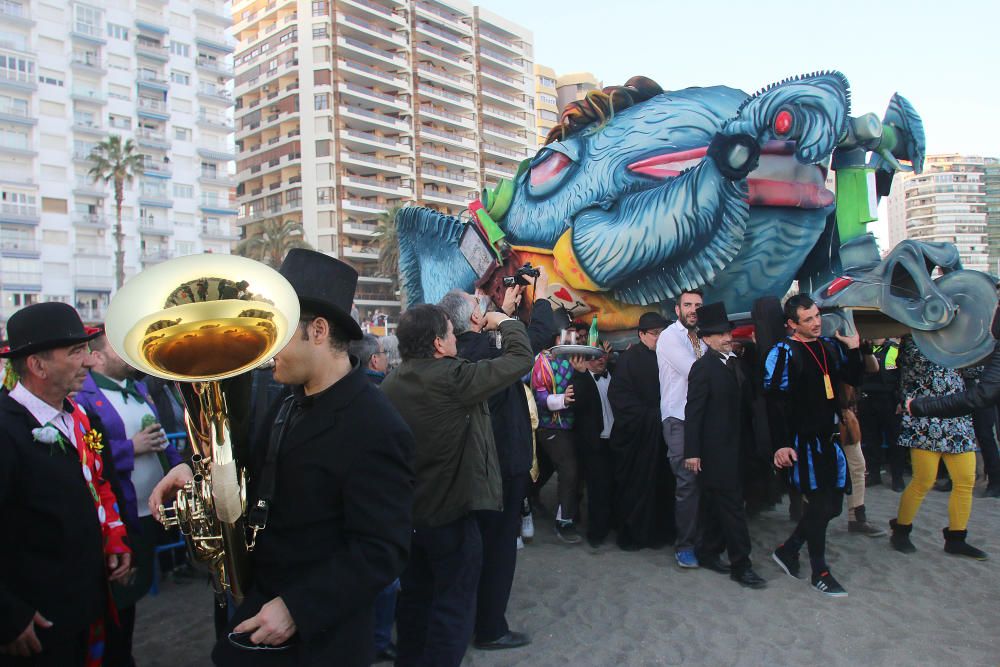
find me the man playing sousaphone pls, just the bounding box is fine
[150,249,415,666]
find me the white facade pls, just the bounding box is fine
[0,0,236,329]
[232,0,535,321]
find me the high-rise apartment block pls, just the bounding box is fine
[555,71,599,112]
[885,154,998,274]
[533,63,556,145]
[231,0,536,320]
[0,0,238,330]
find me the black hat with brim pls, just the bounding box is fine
[637,311,669,332]
[696,301,734,336]
[279,248,364,340]
[0,302,102,358]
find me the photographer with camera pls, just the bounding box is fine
[438,266,555,652]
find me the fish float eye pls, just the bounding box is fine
[774,109,793,136]
[530,150,572,187]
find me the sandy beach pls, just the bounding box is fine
[135,481,1000,666]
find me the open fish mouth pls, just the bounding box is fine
[627,140,833,209]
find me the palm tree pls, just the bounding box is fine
[88,135,144,289]
[376,205,404,305]
[234,218,312,268]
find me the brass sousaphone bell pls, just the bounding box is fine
[105,254,300,606]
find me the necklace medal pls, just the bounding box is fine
[823,373,834,400]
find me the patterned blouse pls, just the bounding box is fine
[898,336,978,454]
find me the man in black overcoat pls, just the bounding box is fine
[151,250,415,667]
[440,274,554,651]
[608,312,674,550]
[572,347,615,547]
[683,302,766,589]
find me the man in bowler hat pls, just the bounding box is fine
[0,302,132,665]
[151,249,415,666]
[684,302,766,589]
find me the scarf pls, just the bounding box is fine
[92,372,146,404]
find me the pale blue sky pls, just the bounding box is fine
[480,0,1000,157]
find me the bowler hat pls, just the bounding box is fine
[637,311,669,332]
[696,302,734,336]
[279,249,363,340]
[0,302,102,358]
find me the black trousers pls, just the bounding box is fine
[396,515,482,667]
[697,485,752,573]
[536,428,579,521]
[785,487,844,576]
[578,437,615,542]
[972,404,1000,487]
[858,393,904,480]
[474,472,529,643]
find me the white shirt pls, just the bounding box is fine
[9,382,76,445]
[592,371,614,439]
[656,319,707,421]
[101,377,163,517]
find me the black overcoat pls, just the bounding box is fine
[684,352,753,489]
[213,364,415,667]
[0,394,107,648]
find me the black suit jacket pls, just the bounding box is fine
[0,394,107,644]
[215,363,415,667]
[573,370,607,451]
[684,352,753,489]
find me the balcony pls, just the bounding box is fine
[198,85,233,104]
[416,43,472,70]
[74,179,106,198]
[416,22,470,49]
[135,127,170,149]
[76,304,108,322]
[201,221,240,240]
[421,168,476,187]
[72,120,108,137]
[196,31,235,54]
[141,249,173,264]
[338,36,407,68]
[339,59,408,88]
[418,105,473,129]
[70,88,106,105]
[483,143,529,160]
[198,110,235,131]
[0,63,36,91]
[416,64,473,92]
[338,82,409,111]
[199,171,238,187]
[414,2,470,34]
[71,21,106,44]
[341,105,411,132]
[342,174,412,197]
[136,43,169,62]
[341,198,390,214]
[0,202,39,225]
[337,13,408,46]
[419,147,476,168]
[0,0,33,26]
[0,238,40,258]
[138,188,173,207]
[0,269,41,287]
[0,103,33,125]
[142,161,172,178]
[482,87,522,108]
[197,56,235,78]
[340,152,410,174]
[73,213,109,229]
[137,71,170,92]
[239,199,303,222]
[198,146,237,161]
[137,97,169,119]
[484,163,516,179]
[479,29,522,54]
[421,188,469,204]
[135,12,169,35]
[70,53,106,75]
[482,105,520,124]
[199,194,239,214]
[74,273,113,291]
[343,245,380,261]
[481,67,520,89]
[483,123,526,143]
[342,129,411,154]
[417,85,471,110]
[419,126,475,149]
[343,222,380,237]
[138,217,173,235]
[342,0,407,27]
[74,243,112,257]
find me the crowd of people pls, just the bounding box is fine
[0,251,997,666]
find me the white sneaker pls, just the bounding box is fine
[521,513,534,542]
[516,536,524,550]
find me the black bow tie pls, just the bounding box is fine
[594,371,609,380]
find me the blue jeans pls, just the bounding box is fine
[373,579,400,651]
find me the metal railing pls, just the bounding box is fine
[344,129,407,147]
[342,198,389,211]
[421,188,467,202]
[0,67,34,85]
[342,105,407,127]
[420,126,472,145]
[339,59,405,84]
[341,37,405,63]
[138,97,168,112]
[421,168,474,183]
[418,84,463,103]
[420,147,475,165]
[0,239,38,252]
[417,64,467,85]
[0,203,37,217]
[0,103,29,117]
[342,152,408,169]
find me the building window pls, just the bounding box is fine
[312,2,328,16]
[0,54,34,85]
[317,187,333,203]
[174,126,191,141]
[74,4,102,38]
[538,76,555,88]
[170,41,190,57]
[106,23,128,40]
[539,109,558,122]
[312,25,328,39]
[173,183,193,198]
[313,93,329,110]
[539,93,557,106]
[171,70,190,85]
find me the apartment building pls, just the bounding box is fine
[555,70,599,111]
[885,154,998,274]
[231,0,535,320]
[0,0,238,329]
[533,63,556,146]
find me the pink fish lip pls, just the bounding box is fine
[627,140,834,209]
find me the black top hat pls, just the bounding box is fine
[0,302,102,358]
[637,311,669,332]
[696,302,734,336]
[279,248,363,340]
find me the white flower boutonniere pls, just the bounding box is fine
[32,425,69,455]
[32,426,61,444]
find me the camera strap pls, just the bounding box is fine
[247,394,295,549]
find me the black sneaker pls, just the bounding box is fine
[811,571,848,598]
[771,545,802,579]
[555,521,581,544]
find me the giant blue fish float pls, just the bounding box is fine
[395,72,996,367]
